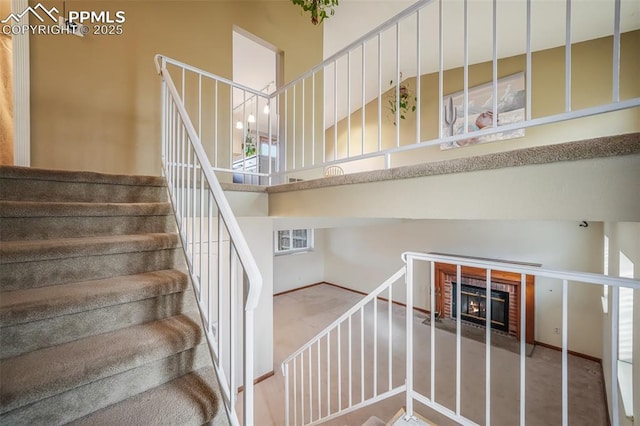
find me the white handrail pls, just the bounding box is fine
[162,61,263,310]
[155,54,269,99]
[281,266,406,367]
[158,55,262,426]
[402,251,640,289]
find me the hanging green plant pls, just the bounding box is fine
[388,78,417,126]
[291,0,339,25]
[243,123,256,157]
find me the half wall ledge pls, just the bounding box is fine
[265,132,640,194]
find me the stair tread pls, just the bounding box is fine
[70,366,227,426]
[0,312,203,414]
[0,166,166,187]
[0,270,189,327]
[0,201,172,218]
[0,233,180,264]
[363,416,386,426]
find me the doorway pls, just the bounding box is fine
[232,28,282,184]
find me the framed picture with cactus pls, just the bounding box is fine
[440,72,526,150]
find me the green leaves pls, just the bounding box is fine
[388,81,417,125]
[291,0,339,25]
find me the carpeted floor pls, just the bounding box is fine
[246,284,608,426]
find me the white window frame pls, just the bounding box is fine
[617,250,634,420]
[601,235,609,313]
[274,228,314,255]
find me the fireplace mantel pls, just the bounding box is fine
[433,259,536,344]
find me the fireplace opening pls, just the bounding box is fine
[452,282,510,333]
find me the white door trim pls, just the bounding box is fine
[12,0,30,166]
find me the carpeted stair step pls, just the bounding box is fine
[0,233,183,291]
[0,165,167,203]
[0,288,198,359]
[0,270,197,359]
[0,233,180,264]
[0,343,213,425]
[0,269,189,327]
[0,165,224,424]
[70,366,227,426]
[0,312,204,415]
[0,201,174,240]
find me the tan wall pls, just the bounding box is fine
[269,154,640,223]
[324,219,606,358]
[29,1,323,175]
[325,31,640,172]
[0,0,13,165]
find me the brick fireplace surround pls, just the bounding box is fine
[434,260,536,344]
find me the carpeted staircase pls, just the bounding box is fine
[0,166,228,425]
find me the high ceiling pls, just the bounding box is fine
[324,0,640,64]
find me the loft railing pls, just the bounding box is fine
[282,252,640,426]
[155,0,639,183]
[273,0,640,175]
[155,55,263,426]
[271,0,639,177]
[154,55,278,185]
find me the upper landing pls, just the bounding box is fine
[222,133,640,222]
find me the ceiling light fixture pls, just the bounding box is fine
[247,114,256,123]
[236,121,243,129]
[263,105,270,114]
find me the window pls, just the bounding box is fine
[275,229,313,254]
[602,235,609,313]
[618,251,634,419]
[618,251,634,362]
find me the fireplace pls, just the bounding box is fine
[452,282,510,333]
[433,259,537,344]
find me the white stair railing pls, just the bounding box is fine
[283,252,640,426]
[154,0,639,184]
[155,55,263,426]
[281,267,407,426]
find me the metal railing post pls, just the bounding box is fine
[405,254,414,416]
[244,272,255,426]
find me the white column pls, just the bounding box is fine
[12,0,30,166]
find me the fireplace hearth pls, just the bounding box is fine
[452,282,509,333]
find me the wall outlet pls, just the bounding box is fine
[554,327,561,334]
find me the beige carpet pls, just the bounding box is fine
[247,284,607,426]
[0,165,227,425]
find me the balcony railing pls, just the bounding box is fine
[281,252,640,426]
[157,0,638,184]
